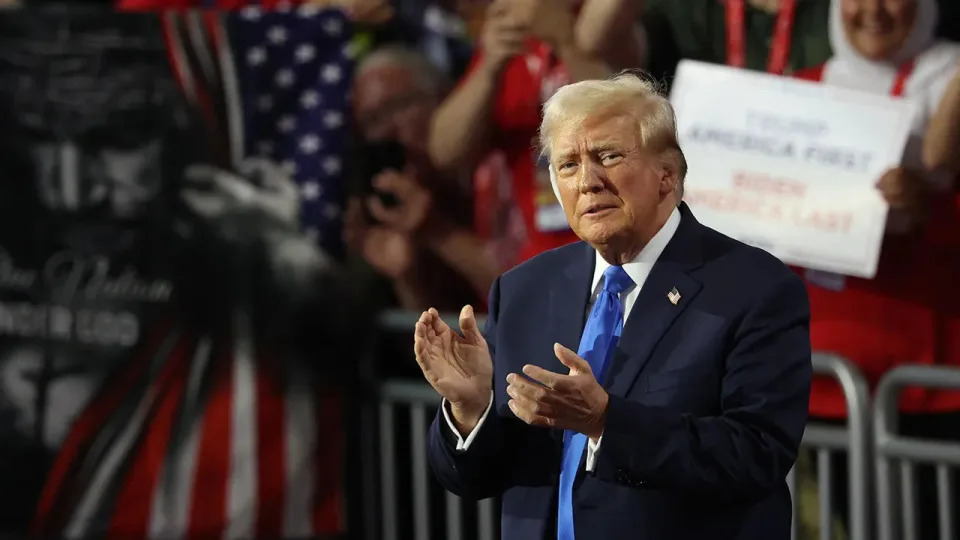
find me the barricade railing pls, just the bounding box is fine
[372,310,495,540]
[377,379,498,540]
[788,353,871,540]
[368,311,874,540]
[874,365,960,540]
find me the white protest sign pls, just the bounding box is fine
[670,60,917,278]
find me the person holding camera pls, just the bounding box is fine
[346,45,500,312]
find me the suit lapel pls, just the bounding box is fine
[603,204,705,398]
[548,242,595,363]
[545,243,593,448]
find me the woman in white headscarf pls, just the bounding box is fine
[794,0,960,536]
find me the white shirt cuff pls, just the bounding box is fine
[442,391,494,451]
[585,434,603,472]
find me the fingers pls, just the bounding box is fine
[554,343,591,375]
[185,165,257,205]
[507,395,555,427]
[521,364,563,389]
[372,170,415,198]
[427,307,452,337]
[414,312,444,385]
[240,158,297,198]
[181,188,228,218]
[459,304,482,342]
[507,372,551,402]
[366,195,399,226]
[413,319,431,370]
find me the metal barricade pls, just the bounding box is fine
[788,353,871,540]
[378,380,498,540]
[874,366,960,540]
[372,310,495,540]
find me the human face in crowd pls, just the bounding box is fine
[840,0,918,61]
[550,108,677,261]
[352,64,436,155]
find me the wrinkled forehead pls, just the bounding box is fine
[353,65,421,111]
[548,111,641,161]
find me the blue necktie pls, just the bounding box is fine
[557,265,634,540]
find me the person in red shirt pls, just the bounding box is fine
[428,0,644,265]
[793,0,960,536]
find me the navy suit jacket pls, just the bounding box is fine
[427,204,812,540]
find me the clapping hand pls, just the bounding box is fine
[414,306,493,432]
[507,343,608,439]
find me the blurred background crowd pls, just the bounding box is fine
[0,0,958,539]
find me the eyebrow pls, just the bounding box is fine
[588,141,623,153]
[554,141,623,161]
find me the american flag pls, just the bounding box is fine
[229,2,354,257]
[26,8,352,539]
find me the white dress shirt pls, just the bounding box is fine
[443,207,682,472]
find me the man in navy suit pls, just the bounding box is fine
[413,73,811,540]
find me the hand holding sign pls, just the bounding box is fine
[671,60,917,278]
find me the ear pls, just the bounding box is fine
[658,155,679,196]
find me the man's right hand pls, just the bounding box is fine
[415,305,493,434]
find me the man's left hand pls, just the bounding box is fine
[506,343,608,439]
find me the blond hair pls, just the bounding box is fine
[538,72,687,200]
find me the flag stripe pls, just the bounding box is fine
[108,335,194,537]
[32,321,173,536]
[283,363,316,537]
[65,331,188,538]
[186,339,233,538]
[313,388,343,534]
[255,349,287,538]
[163,13,199,114]
[225,309,258,539]
[148,336,214,540]
[212,15,245,166]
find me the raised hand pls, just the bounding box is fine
[506,343,608,438]
[505,0,576,50]
[180,158,301,245]
[876,166,928,233]
[478,0,529,76]
[414,305,493,431]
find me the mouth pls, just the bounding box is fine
[858,23,891,36]
[582,203,618,217]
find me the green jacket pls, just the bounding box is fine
[642,0,833,86]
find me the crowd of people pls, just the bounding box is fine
[342,0,960,537]
[0,0,958,538]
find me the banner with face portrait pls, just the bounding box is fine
[0,6,350,538]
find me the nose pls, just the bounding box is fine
[577,160,606,194]
[860,0,883,17]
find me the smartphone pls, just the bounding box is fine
[353,139,405,213]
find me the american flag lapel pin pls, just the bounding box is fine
[667,287,681,306]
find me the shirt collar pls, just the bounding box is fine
[591,206,682,294]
